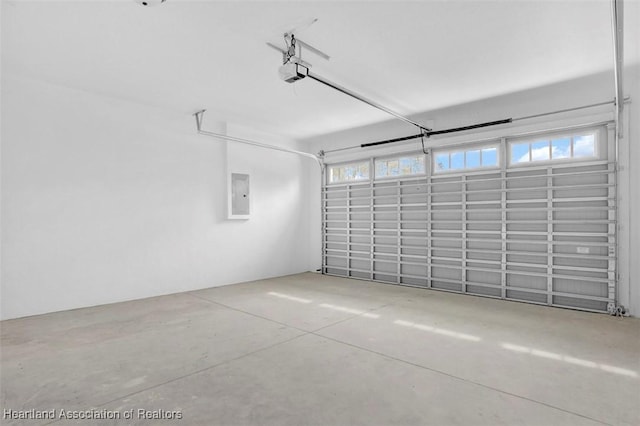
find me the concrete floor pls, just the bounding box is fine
[1,273,639,426]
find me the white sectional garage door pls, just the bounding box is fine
[322,125,617,313]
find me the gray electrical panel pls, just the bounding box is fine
[231,173,250,217]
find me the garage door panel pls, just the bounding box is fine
[349,245,369,254]
[401,264,428,277]
[375,246,397,255]
[506,242,546,253]
[554,209,608,221]
[553,224,609,234]
[326,243,348,251]
[507,253,547,264]
[552,268,608,279]
[349,258,370,271]
[374,187,397,197]
[374,236,396,245]
[506,289,547,304]
[401,222,428,230]
[467,284,502,297]
[401,247,427,256]
[553,233,608,242]
[432,280,463,292]
[553,278,608,298]
[431,249,462,259]
[433,211,462,220]
[374,261,397,274]
[553,172,607,186]
[400,184,428,195]
[467,250,501,261]
[350,252,370,260]
[401,195,427,204]
[326,257,348,268]
[467,192,502,202]
[402,212,428,221]
[432,223,463,231]
[553,257,608,269]
[507,177,547,189]
[373,273,396,283]
[350,235,370,244]
[467,223,501,231]
[506,273,547,290]
[401,239,427,248]
[506,224,548,233]
[467,261,501,270]
[467,180,501,192]
[468,270,501,285]
[553,295,608,312]
[350,199,372,207]
[431,194,462,203]
[508,201,547,209]
[507,210,546,221]
[401,276,428,287]
[374,222,396,230]
[433,238,463,249]
[507,189,546,200]
[432,266,462,280]
[326,267,348,276]
[468,240,501,251]
[554,187,608,199]
[323,144,616,314]
[467,210,501,220]
[553,200,607,209]
[467,233,501,241]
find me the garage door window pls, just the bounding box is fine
[433,144,499,173]
[328,161,370,184]
[510,132,597,165]
[375,154,426,179]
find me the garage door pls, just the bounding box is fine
[322,125,617,313]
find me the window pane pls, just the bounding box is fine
[511,143,529,163]
[375,155,425,178]
[411,156,425,174]
[466,150,480,168]
[329,162,369,183]
[388,160,400,176]
[451,152,464,169]
[345,166,355,179]
[531,140,550,161]
[375,160,388,178]
[357,163,369,179]
[435,153,449,171]
[481,147,497,167]
[573,134,595,158]
[399,158,412,175]
[330,167,342,183]
[551,138,570,159]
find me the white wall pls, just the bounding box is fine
[304,65,639,316]
[0,75,312,320]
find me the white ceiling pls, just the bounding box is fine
[2,0,620,140]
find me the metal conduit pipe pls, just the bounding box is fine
[194,110,322,165]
